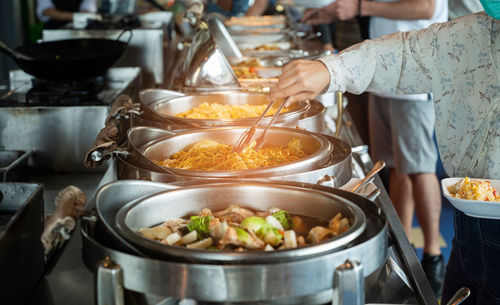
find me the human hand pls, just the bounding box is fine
[325,0,359,21]
[269,60,330,104]
[301,7,335,25]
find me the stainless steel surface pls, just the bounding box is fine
[0,150,29,181]
[208,16,243,58]
[0,183,44,305]
[297,100,326,133]
[182,29,239,89]
[0,67,141,172]
[137,127,335,178]
[350,161,385,192]
[333,260,364,305]
[82,180,387,303]
[96,180,178,255]
[97,258,125,305]
[114,183,366,263]
[43,29,164,87]
[147,91,310,128]
[446,288,470,305]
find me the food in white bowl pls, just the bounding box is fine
[447,177,499,201]
[441,177,500,219]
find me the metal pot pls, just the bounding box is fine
[118,127,352,187]
[114,183,366,263]
[84,180,387,304]
[140,90,310,128]
[298,100,326,132]
[134,126,334,178]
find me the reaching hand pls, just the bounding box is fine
[301,0,359,24]
[330,0,359,21]
[301,8,335,25]
[269,60,331,104]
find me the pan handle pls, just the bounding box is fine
[0,40,33,61]
[116,28,133,45]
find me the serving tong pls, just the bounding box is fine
[232,96,291,153]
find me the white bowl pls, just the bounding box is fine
[441,177,500,219]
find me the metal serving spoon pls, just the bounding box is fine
[349,160,386,193]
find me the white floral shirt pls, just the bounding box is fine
[319,12,500,179]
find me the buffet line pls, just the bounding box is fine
[0,10,439,305]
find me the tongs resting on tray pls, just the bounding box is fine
[232,96,291,153]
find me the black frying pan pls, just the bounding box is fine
[0,30,131,81]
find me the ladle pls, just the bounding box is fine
[349,160,385,193]
[446,287,470,305]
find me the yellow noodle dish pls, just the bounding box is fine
[158,138,306,170]
[175,102,288,119]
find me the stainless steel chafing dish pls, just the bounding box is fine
[121,126,352,186]
[140,90,310,128]
[84,179,388,304]
[136,89,326,133]
[114,183,366,262]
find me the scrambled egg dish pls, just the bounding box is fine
[175,102,288,119]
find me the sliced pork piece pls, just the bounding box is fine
[307,226,335,243]
[214,205,254,219]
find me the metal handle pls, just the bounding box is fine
[446,287,470,305]
[96,258,125,305]
[0,40,33,61]
[333,259,364,305]
[116,28,133,45]
[366,188,381,201]
[334,91,343,138]
[91,150,129,163]
[349,160,385,193]
[316,174,336,188]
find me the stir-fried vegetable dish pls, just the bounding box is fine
[138,205,352,251]
[157,138,306,170]
[174,102,288,119]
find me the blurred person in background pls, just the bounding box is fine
[206,0,276,17]
[302,0,448,297]
[37,0,97,29]
[448,0,483,19]
[270,7,499,304]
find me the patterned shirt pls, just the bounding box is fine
[319,12,500,179]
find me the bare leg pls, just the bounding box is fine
[410,173,442,255]
[389,168,414,238]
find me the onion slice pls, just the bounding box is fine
[265,215,284,231]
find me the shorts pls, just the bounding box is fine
[368,94,438,174]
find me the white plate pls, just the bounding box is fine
[293,0,335,9]
[441,177,500,219]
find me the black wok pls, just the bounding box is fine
[0,31,131,81]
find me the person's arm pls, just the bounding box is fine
[246,0,270,16]
[360,0,435,20]
[270,12,493,103]
[42,8,74,21]
[270,16,445,102]
[304,0,435,23]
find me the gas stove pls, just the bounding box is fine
[1,67,140,107]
